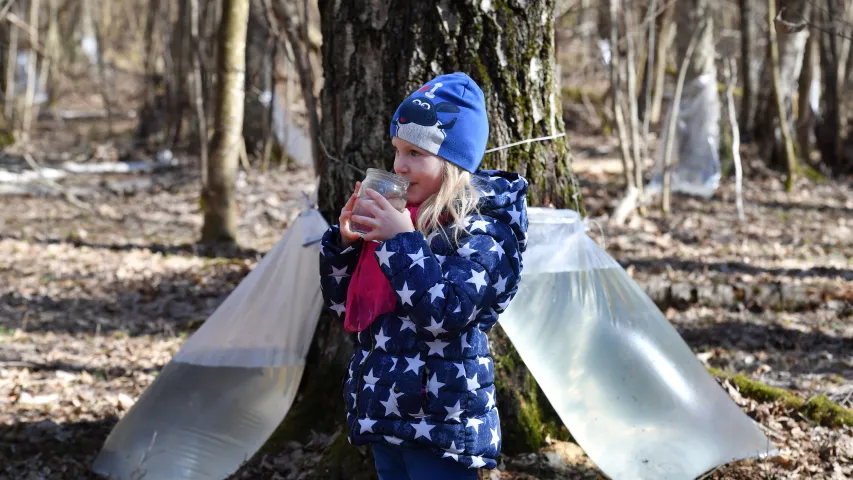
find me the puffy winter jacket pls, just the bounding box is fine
[319,170,528,470]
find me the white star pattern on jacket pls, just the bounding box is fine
[467,269,487,291]
[466,417,483,433]
[396,282,416,305]
[424,318,447,337]
[407,248,426,269]
[329,265,350,284]
[427,283,445,302]
[362,369,379,391]
[412,418,435,440]
[490,427,501,448]
[330,301,346,316]
[489,239,505,260]
[467,218,490,233]
[398,315,416,332]
[359,418,377,433]
[427,373,445,396]
[375,243,395,267]
[426,339,449,357]
[374,329,390,351]
[456,242,477,257]
[381,392,401,417]
[404,355,425,374]
[318,170,530,471]
[444,400,464,422]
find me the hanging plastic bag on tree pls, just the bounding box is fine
[92,208,329,480]
[499,207,775,480]
[646,73,722,199]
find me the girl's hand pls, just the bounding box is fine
[351,189,414,242]
[339,181,362,247]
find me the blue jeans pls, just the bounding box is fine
[372,443,479,480]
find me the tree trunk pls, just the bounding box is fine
[190,0,208,188]
[623,4,644,194]
[606,0,635,189]
[649,2,675,125]
[659,0,717,213]
[21,0,40,139]
[4,5,19,125]
[768,0,800,190]
[738,0,756,136]
[752,0,809,168]
[663,3,709,215]
[274,0,582,464]
[201,0,249,245]
[816,0,843,174]
[796,15,817,166]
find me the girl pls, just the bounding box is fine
[319,72,528,479]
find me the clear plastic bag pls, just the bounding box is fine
[499,208,776,480]
[92,208,329,480]
[646,73,722,199]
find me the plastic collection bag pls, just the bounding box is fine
[499,207,776,480]
[646,73,722,199]
[92,209,329,480]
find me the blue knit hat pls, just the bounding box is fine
[390,72,489,173]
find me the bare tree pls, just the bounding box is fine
[190,0,208,188]
[607,0,635,189]
[738,0,756,134]
[20,0,40,138]
[649,2,675,124]
[816,0,843,173]
[662,0,713,215]
[768,0,800,191]
[4,3,19,125]
[624,4,643,196]
[201,0,250,245]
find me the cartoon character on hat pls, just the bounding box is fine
[390,72,489,174]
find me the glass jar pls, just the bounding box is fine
[350,168,410,234]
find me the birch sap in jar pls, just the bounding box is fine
[350,168,410,234]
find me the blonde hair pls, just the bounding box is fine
[415,162,482,244]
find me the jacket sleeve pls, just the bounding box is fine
[375,217,522,334]
[318,225,363,319]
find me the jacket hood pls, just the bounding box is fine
[472,169,529,253]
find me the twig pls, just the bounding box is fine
[724,58,746,222]
[316,136,366,175]
[0,0,15,20]
[22,153,94,212]
[484,132,566,153]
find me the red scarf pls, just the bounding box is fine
[344,205,420,333]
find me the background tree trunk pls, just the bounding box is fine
[201,0,249,245]
[272,0,583,467]
[816,0,843,173]
[20,0,41,139]
[751,0,809,169]
[649,2,675,125]
[768,0,800,190]
[796,17,817,166]
[738,0,756,136]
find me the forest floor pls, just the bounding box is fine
[1,118,852,479]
